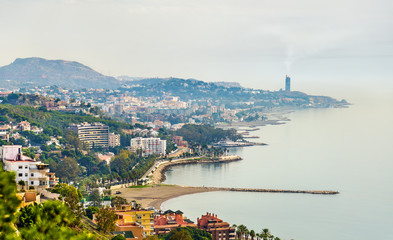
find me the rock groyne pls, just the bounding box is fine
[201,187,339,195]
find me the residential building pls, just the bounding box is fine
[109,132,121,147]
[0,145,56,189]
[113,205,155,238]
[130,137,166,156]
[154,210,196,235]
[172,136,188,147]
[69,122,109,148]
[197,212,236,240]
[0,126,10,142]
[19,121,31,131]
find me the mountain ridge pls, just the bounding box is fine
[0,57,120,89]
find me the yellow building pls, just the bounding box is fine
[115,205,154,237]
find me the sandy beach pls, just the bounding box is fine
[116,154,338,209]
[118,185,218,209]
[118,155,242,209]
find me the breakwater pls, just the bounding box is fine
[199,187,339,195]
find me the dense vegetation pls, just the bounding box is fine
[162,227,212,240]
[0,170,98,239]
[176,124,242,145]
[0,103,159,188]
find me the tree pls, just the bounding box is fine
[250,230,256,240]
[89,189,101,207]
[85,206,99,220]
[56,157,81,182]
[96,206,117,234]
[260,228,271,240]
[237,224,248,240]
[18,180,26,190]
[111,235,126,240]
[164,227,211,240]
[51,183,84,225]
[0,170,21,239]
[111,196,128,208]
[167,229,192,240]
[16,201,95,240]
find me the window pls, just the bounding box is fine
[19,166,23,169]
[25,166,28,169]
[31,173,34,177]
[19,173,23,177]
[25,173,28,177]
[31,181,34,185]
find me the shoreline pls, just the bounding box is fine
[117,154,339,210]
[118,185,339,210]
[150,155,243,185]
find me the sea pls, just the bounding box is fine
[162,92,393,240]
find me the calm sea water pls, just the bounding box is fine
[162,93,393,240]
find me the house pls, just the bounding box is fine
[0,145,56,190]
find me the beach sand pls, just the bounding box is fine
[118,185,217,209]
[117,155,242,209]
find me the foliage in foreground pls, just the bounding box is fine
[162,227,212,240]
[0,168,96,240]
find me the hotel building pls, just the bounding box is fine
[69,122,109,148]
[130,137,166,156]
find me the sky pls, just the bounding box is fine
[1,0,392,97]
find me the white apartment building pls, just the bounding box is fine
[109,132,121,147]
[130,137,166,156]
[0,145,57,189]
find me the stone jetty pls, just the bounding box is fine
[200,186,339,195]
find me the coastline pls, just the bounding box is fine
[118,155,339,210]
[150,155,243,185]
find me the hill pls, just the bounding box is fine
[0,57,120,89]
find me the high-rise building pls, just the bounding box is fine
[109,132,121,147]
[130,137,166,156]
[69,122,109,148]
[285,75,291,91]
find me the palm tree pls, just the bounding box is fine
[236,230,242,240]
[244,229,250,239]
[237,224,248,240]
[250,230,256,240]
[260,228,271,240]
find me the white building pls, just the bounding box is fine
[0,145,57,189]
[108,132,121,147]
[130,137,166,156]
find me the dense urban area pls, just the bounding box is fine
[0,58,348,240]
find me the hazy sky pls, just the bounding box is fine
[1,0,392,96]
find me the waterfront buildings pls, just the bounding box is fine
[130,137,166,156]
[197,212,236,240]
[69,122,109,148]
[154,210,196,235]
[0,145,58,189]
